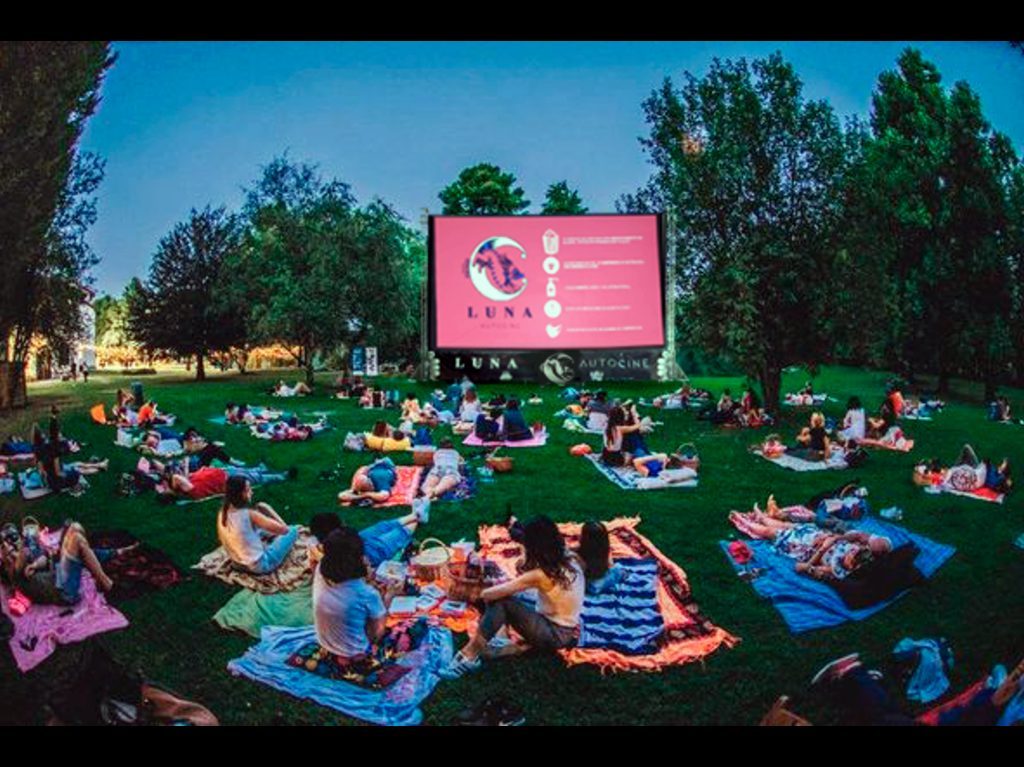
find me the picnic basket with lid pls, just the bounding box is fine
[409,538,451,581]
[485,449,514,473]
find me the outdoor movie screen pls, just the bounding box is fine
[430,214,665,351]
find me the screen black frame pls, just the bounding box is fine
[427,212,667,353]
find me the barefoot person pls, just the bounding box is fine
[420,439,463,501]
[338,457,399,505]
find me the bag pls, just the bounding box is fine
[569,443,592,456]
[343,432,366,451]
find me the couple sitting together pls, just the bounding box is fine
[473,398,533,442]
[441,516,628,678]
[602,404,697,483]
[703,387,770,427]
[338,439,464,505]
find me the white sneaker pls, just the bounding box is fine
[438,652,482,680]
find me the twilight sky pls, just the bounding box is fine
[79,41,1024,296]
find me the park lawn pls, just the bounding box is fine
[0,365,1021,726]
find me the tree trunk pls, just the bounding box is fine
[196,353,206,381]
[760,364,782,418]
[0,361,28,410]
[305,360,315,386]
[235,349,249,375]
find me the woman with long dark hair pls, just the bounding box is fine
[440,515,584,678]
[601,405,641,467]
[216,476,298,574]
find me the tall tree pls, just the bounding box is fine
[127,206,246,380]
[231,157,422,383]
[0,42,114,408]
[438,163,530,215]
[541,181,589,214]
[629,53,848,413]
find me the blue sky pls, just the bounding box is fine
[80,41,1024,296]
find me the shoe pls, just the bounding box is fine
[811,653,861,686]
[413,498,430,524]
[438,651,482,680]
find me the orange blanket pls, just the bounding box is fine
[478,517,739,672]
[342,465,423,508]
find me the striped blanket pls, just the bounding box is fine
[479,518,738,672]
[584,454,698,490]
[751,446,849,472]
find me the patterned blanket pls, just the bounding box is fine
[584,454,698,490]
[193,530,315,594]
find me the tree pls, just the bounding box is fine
[438,163,530,215]
[541,181,588,214]
[629,54,848,414]
[127,206,246,380]
[232,157,423,384]
[0,42,114,408]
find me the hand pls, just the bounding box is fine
[795,562,810,573]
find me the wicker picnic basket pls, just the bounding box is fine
[673,442,701,470]
[444,560,487,602]
[410,538,451,581]
[485,452,514,472]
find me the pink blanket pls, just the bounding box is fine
[3,576,128,672]
[463,431,548,448]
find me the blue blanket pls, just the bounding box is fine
[720,517,955,634]
[578,558,664,655]
[227,624,453,726]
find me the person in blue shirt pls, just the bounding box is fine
[338,457,399,504]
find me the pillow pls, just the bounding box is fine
[363,434,411,452]
[831,542,924,609]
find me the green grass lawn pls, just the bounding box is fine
[1,365,1021,725]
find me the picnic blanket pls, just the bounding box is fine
[922,483,1005,504]
[783,393,835,406]
[479,518,738,672]
[720,517,955,634]
[584,454,698,491]
[88,530,185,602]
[341,465,423,509]
[560,417,605,435]
[17,470,53,500]
[2,576,128,672]
[214,582,480,638]
[192,530,315,594]
[227,623,453,726]
[858,430,915,452]
[751,446,849,472]
[463,431,548,448]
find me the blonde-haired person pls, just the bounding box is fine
[792,412,831,462]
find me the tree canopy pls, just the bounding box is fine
[439,163,530,215]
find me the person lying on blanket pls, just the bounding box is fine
[836,397,867,447]
[440,516,584,679]
[1,519,137,604]
[154,463,292,502]
[417,439,464,501]
[216,476,299,575]
[729,510,892,582]
[2,426,43,458]
[789,412,834,462]
[32,428,108,492]
[338,458,400,505]
[307,508,427,571]
[926,445,1013,494]
[904,397,943,419]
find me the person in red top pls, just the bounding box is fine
[155,463,292,501]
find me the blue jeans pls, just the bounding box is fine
[360,519,413,568]
[250,525,300,574]
[224,466,287,485]
[624,432,649,457]
[57,548,114,603]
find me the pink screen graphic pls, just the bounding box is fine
[432,215,664,350]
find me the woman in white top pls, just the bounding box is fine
[216,476,299,574]
[457,388,482,424]
[441,516,584,678]
[837,396,866,446]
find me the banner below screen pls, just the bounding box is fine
[432,215,664,351]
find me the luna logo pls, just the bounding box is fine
[467,237,527,302]
[540,353,575,386]
[467,306,534,319]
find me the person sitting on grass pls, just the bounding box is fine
[401,392,422,423]
[338,457,399,505]
[577,521,624,596]
[498,398,533,442]
[789,412,832,462]
[155,462,293,502]
[137,400,170,428]
[602,405,643,467]
[419,439,463,501]
[32,428,108,492]
[458,388,482,424]
[737,386,768,427]
[440,516,584,678]
[837,397,866,446]
[728,509,892,582]
[216,476,299,574]
[1,519,137,604]
[867,398,896,439]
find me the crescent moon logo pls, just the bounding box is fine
[468,237,527,302]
